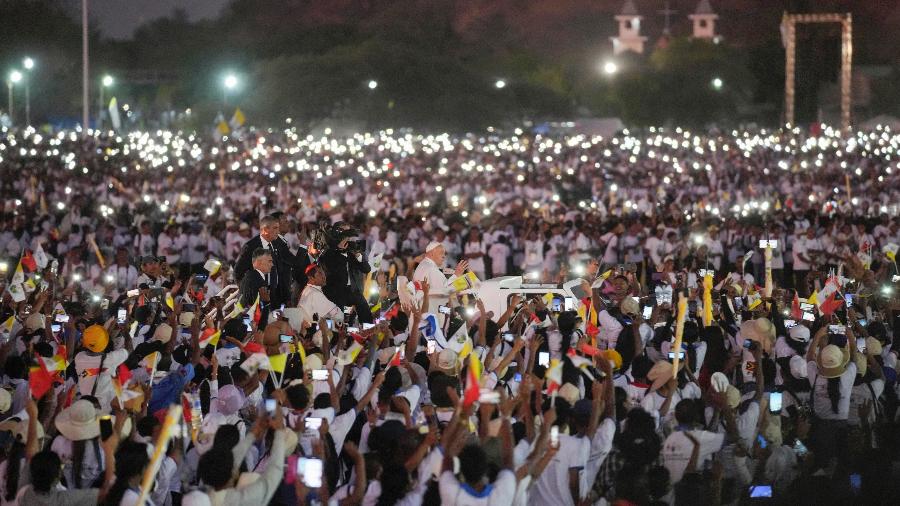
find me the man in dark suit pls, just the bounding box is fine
[238,248,273,327]
[319,228,373,323]
[234,215,294,308]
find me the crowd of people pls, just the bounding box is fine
[1,123,900,505]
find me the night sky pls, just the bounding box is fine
[86,0,229,39]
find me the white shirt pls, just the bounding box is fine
[807,360,857,420]
[413,257,458,315]
[529,433,590,506]
[74,349,130,411]
[662,430,725,483]
[297,284,343,323]
[439,469,517,506]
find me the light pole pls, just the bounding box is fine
[98,74,113,129]
[223,74,238,107]
[82,0,90,132]
[22,57,34,126]
[8,70,22,124]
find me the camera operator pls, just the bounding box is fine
[318,223,373,323]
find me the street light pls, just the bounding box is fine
[22,58,34,125]
[98,74,114,129]
[7,70,22,124]
[603,60,618,75]
[711,77,724,90]
[494,79,507,89]
[367,79,378,90]
[223,73,238,106]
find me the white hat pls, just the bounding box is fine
[54,400,100,441]
[181,490,212,506]
[788,325,810,343]
[425,241,443,253]
[0,388,11,413]
[710,372,730,393]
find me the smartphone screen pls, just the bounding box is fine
[438,305,451,315]
[326,319,334,330]
[362,323,375,330]
[55,314,70,323]
[426,340,436,354]
[514,373,522,382]
[784,319,797,328]
[550,425,559,448]
[117,308,127,324]
[749,485,772,498]
[668,351,685,360]
[51,324,61,333]
[769,392,782,412]
[126,289,140,298]
[297,458,323,488]
[849,474,861,494]
[642,305,653,320]
[265,399,276,414]
[757,434,767,449]
[538,352,550,367]
[279,334,292,343]
[311,369,328,381]
[503,332,515,342]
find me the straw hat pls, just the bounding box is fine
[0,388,11,413]
[647,361,675,392]
[865,337,883,356]
[816,344,850,378]
[558,383,580,405]
[55,400,100,441]
[152,323,173,344]
[620,297,640,318]
[24,313,45,333]
[437,349,460,376]
[740,318,775,354]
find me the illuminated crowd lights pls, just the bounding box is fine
[0,124,898,223]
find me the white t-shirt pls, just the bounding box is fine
[464,241,486,276]
[529,433,590,506]
[583,418,616,498]
[439,469,517,506]
[662,430,725,483]
[807,360,857,420]
[848,379,885,427]
[74,349,130,411]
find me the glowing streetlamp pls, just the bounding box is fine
[7,70,23,124]
[22,58,34,125]
[603,61,618,75]
[222,73,239,106]
[367,79,378,90]
[494,79,507,89]
[711,77,724,90]
[98,74,114,129]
